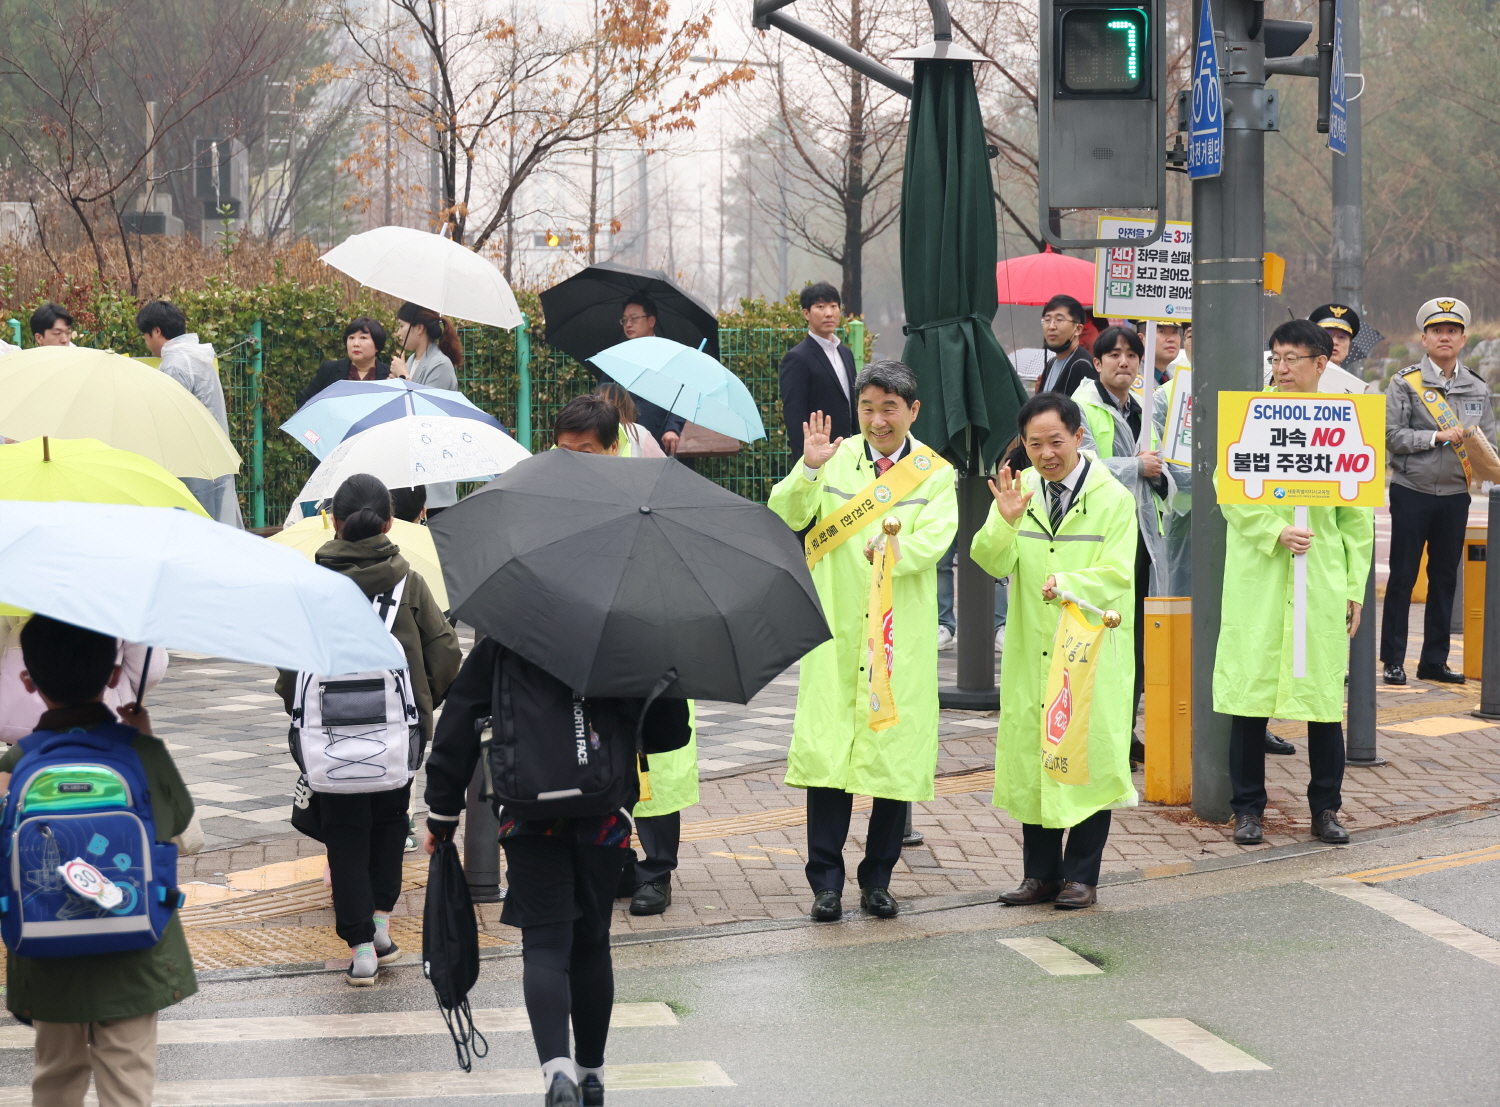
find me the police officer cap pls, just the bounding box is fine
[1416,297,1470,331]
[1308,303,1360,337]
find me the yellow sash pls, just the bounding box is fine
[1041,602,1106,786]
[803,448,951,568]
[865,524,900,731]
[1401,368,1472,482]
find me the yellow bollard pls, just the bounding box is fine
[1143,597,1192,805]
[1465,526,1486,681]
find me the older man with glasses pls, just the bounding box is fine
[602,295,686,456]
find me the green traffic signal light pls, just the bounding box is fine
[1058,7,1150,97]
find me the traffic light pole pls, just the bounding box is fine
[1190,0,1268,822]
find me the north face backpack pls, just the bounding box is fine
[0,723,181,958]
[291,576,421,794]
[477,648,685,821]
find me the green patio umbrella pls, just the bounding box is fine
[901,60,1027,470]
[899,57,1028,709]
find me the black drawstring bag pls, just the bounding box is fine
[423,838,488,1071]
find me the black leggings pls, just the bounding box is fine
[521,916,615,1067]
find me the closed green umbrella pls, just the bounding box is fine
[900,59,1028,708]
[902,60,1027,469]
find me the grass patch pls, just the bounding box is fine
[1047,936,1119,972]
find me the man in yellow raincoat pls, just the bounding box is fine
[1213,319,1374,847]
[768,360,957,921]
[554,394,700,917]
[972,393,1138,910]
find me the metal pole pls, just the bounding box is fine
[462,761,502,903]
[940,434,998,709]
[1191,0,1265,822]
[250,319,265,529]
[515,313,532,451]
[1476,489,1500,719]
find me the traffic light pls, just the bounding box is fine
[532,231,564,248]
[1039,0,1166,248]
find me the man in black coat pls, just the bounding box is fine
[779,281,856,459]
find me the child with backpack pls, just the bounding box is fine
[0,615,196,1107]
[423,636,691,1107]
[276,473,461,986]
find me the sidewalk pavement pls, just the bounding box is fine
[150,601,1500,974]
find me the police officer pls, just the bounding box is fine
[1381,298,1494,685]
[1307,303,1371,392]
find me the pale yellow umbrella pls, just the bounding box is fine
[0,347,240,479]
[268,515,450,612]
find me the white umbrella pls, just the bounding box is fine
[319,226,524,329]
[284,415,531,526]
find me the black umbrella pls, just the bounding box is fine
[540,262,720,365]
[429,450,828,701]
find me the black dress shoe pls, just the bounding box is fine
[1264,731,1296,755]
[997,878,1062,906]
[1382,664,1407,685]
[1053,881,1097,909]
[810,889,842,921]
[1129,737,1146,765]
[1312,810,1350,844]
[628,881,671,916]
[581,1073,604,1107]
[1233,813,1263,844]
[546,1072,581,1107]
[1415,664,1465,684]
[860,887,899,918]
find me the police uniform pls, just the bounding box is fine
[1308,304,1370,394]
[1381,298,1495,684]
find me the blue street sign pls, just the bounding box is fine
[1328,0,1348,155]
[1188,0,1223,179]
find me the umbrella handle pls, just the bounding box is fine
[697,338,707,351]
[134,646,153,708]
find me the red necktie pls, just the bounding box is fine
[875,457,894,475]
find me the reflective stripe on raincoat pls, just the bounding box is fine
[971,458,1139,828]
[767,436,958,801]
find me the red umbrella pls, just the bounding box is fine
[996,245,1095,307]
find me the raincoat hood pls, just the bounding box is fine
[314,533,412,598]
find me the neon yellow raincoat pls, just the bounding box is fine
[1211,475,1373,722]
[767,436,958,801]
[971,458,1139,827]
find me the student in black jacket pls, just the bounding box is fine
[424,638,689,1107]
[779,281,856,459]
[295,317,393,408]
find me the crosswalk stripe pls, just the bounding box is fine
[1307,876,1500,967]
[0,1062,733,1105]
[1341,844,1500,883]
[1128,1019,1271,1072]
[997,937,1103,975]
[0,1004,677,1050]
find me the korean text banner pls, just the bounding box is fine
[1217,392,1386,507]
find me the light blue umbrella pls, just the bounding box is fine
[0,500,406,674]
[282,379,504,460]
[588,336,766,442]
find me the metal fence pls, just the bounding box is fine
[222,320,866,527]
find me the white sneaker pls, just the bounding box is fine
[995,626,1006,651]
[937,626,956,651]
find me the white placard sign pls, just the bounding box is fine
[1163,368,1193,466]
[1094,218,1194,324]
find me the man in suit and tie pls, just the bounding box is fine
[779,282,856,458]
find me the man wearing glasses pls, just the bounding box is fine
[606,295,686,455]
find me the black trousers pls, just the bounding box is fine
[321,782,411,946]
[1021,809,1112,887]
[1381,482,1470,669]
[633,812,681,885]
[1229,714,1344,819]
[804,787,907,893]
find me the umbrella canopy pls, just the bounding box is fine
[540,262,720,363]
[996,245,1096,307]
[270,515,450,612]
[0,500,406,674]
[282,379,503,460]
[0,437,207,517]
[430,450,829,701]
[588,337,766,443]
[0,346,241,479]
[902,61,1029,470]
[320,226,523,329]
[285,415,529,526]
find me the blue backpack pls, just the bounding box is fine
[0,723,181,958]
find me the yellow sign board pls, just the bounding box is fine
[1217,391,1386,507]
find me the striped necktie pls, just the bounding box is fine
[1049,481,1068,531]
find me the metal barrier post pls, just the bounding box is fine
[1144,597,1192,803]
[1464,526,1487,681]
[848,319,866,371]
[1345,554,1382,764]
[515,314,532,451]
[6,319,20,346]
[1475,490,1500,720]
[250,320,265,528]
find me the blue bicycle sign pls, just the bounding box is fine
[1328,0,1348,154]
[1188,0,1223,179]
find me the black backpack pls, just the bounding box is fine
[477,647,690,821]
[422,837,487,1072]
